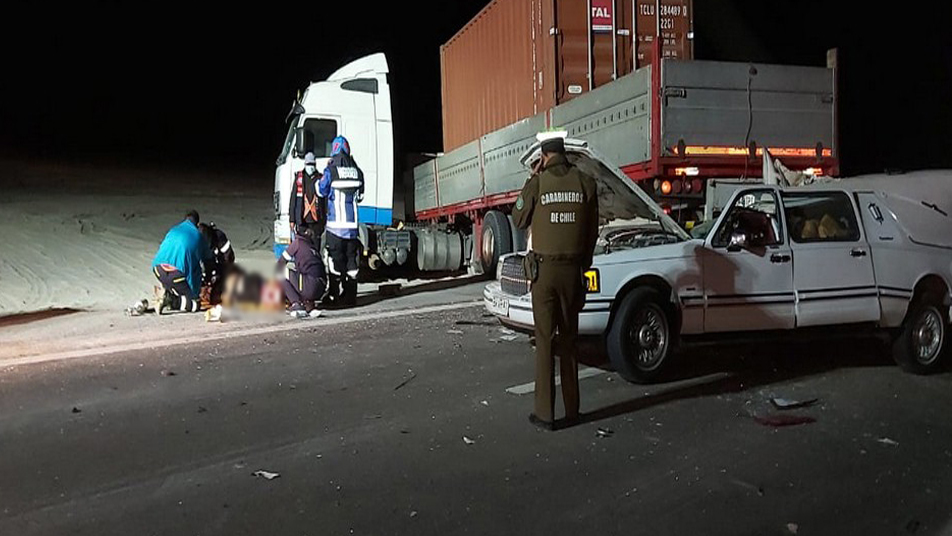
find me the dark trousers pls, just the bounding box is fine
[282,270,325,308]
[531,260,585,422]
[153,264,200,313]
[326,233,360,305]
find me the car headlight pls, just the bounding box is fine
[496,258,504,281]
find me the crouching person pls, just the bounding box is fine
[277,226,327,319]
[152,210,212,314]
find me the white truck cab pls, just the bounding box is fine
[273,53,394,257]
[486,139,952,382]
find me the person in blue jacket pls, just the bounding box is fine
[319,136,364,307]
[152,210,213,314]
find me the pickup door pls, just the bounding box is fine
[781,191,881,327]
[702,189,796,332]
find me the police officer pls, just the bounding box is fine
[290,152,327,251]
[512,135,599,430]
[319,136,364,307]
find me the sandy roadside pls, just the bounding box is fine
[0,159,275,317]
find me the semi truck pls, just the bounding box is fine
[273,0,839,279]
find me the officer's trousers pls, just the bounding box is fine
[531,259,585,422]
[326,233,360,306]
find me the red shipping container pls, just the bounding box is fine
[440,0,694,152]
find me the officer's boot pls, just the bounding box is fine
[324,275,341,307]
[342,277,358,307]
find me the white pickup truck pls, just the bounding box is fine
[484,139,952,382]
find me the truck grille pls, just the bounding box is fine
[500,255,529,296]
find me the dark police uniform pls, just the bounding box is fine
[512,147,599,425]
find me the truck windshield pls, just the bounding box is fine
[277,120,298,165]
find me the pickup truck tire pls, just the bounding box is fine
[891,296,948,374]
[480,211,512,276]
[607,288,677,384]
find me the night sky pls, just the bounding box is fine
[1,2,949,177]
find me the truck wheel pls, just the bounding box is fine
[480,211,512,275]
[892,295,948,374]
[607,288,677,384]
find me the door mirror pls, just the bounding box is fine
[727,232,748,252]
[294,127,307,158]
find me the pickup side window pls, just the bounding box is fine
[782,192,861,243]
[712,190,784,248]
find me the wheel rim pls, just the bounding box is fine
[913,307,944,365]
[481,226,495,267]
[627,304,669,371]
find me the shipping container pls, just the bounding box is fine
[441,0,694,152]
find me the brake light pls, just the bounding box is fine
[675,146,834,158]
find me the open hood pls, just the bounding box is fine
[520,138,690,240]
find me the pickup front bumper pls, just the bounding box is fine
[483,282,612,336]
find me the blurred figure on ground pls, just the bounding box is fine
[320,136,364,307]
[277,226,327,319]
[152,210,213,314]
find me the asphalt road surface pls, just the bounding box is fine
[2,300,951,535]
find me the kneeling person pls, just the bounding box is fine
[152,210,213,314]
[278,227,327,318]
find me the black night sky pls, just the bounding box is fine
[1,2,949,177]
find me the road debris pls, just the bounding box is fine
[125,299,150,316]
[752,415,816,427]
[877,437,900,447]
[197,407,208,414]
[462,436,476,445]
[787,523,799,534]
[252,470,280,481]
[447,330,464,335]
[596,428,614,438]
[480,400,489,407]
[499,334,519,342]
[770,397,819,410]
[499,328,517,336]
[731,479,765,496]
[71,407,82,414]
[410,510,419,518]
[394,373,418,391]
[161,370,177,377]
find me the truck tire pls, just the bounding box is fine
[892,294,949,374]
[607,288,678,384]
[480,211,512,275]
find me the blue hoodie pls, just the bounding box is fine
[152,220,212,296]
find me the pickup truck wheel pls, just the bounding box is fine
[892,297,948,374]
[607,288,676,384]
[480,211,512,275]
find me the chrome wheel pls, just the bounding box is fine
[481,226,495,267]
[628,303,669,371]
[913,307,944,365]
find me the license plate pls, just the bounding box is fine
[488,296,509,316]
[584,269,600,293]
